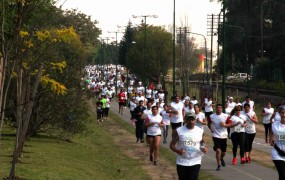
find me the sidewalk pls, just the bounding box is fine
[109,99,278,180]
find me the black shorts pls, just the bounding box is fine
[205,111,213,119]
[119,102,125,106]
[212,137,227,152]
[171,122,182,130]
[147,134,161,137]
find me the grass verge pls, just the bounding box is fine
[0,111,150,180]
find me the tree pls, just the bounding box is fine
[125,24,172,83]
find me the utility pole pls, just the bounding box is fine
[207,14,220,84]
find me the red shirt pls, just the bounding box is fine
[118,92,126,102]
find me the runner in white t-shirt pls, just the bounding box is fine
[272,105,285,180]
[229,105,247,165]
[242,103,258,163]
[145,106,164,165]
[262,102,274,143]
[209,104,232,171]
[160,104,170,144]
[194,104,207,129]
[170,114,208,180]
[169,96,185,131]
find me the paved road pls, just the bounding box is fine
[109,100,278,180]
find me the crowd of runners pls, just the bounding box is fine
[83,64,285,180]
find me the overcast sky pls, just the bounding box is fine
[57,0,221,44]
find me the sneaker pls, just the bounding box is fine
[241,157,246,164]
[136,139,139,143]
[232,157,237,165]
[140,139,144,143]
[163,139,167,144]
[221,159,226,167]
[216,165,221,171]
[248,157,251,163]
[153,160,157,165]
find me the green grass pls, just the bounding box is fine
[0,111,150,180]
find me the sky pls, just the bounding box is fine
[56,0,222,45]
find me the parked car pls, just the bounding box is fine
[226,73,251,81]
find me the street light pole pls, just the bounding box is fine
[222,0,226,112]
[173,0,176,96]
[132,15,158,96]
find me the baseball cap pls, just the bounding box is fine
[185,113,196,120]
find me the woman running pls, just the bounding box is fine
[262,102,274,143]
[194,104,207,129]
[160,104,171,144]
[242,103,258,163]
[230,105,247,164]
[145,106,164,165]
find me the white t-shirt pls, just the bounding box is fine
[242,111,256,134]
[205,100,213,112]
[146,89,152,98]
[228,102,236,109]
[230,114,246,133]
[157,93,165,101]
[273,112,281,123]
[146,114,163,136]
[170,102,184,123]
[130,101,137,111]
[185,106,195,115]
[176,125,204,166]
[195,112,206,129]
[136,96,146,105]
[263,107,274,124]
[272,121,285,161]
[190,100,198,105]
[127,86,133,93]
[210,113,228,139]
[105,98,110,108]
[160,110,170,125]
[152,90,158,98]
[242,100,254,111]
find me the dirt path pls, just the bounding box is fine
[90,101,178,180]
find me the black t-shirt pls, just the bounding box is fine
[96,101,103,111]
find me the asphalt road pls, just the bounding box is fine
[109,100,278,180]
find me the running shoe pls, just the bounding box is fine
[153,160,157,165]
[216,165,221,171]
[232,157,237,165]
[241,157,246,164]
[221,159,226,167]
[140,139,144,143]
[248,157,251,163]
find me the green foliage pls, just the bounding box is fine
[217,0,285,81]
[125,24,173,81]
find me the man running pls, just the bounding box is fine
[208,104,230,171]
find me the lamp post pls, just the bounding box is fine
[186,31,208,83]
[173,0,176,96]
[132,14,158,96]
